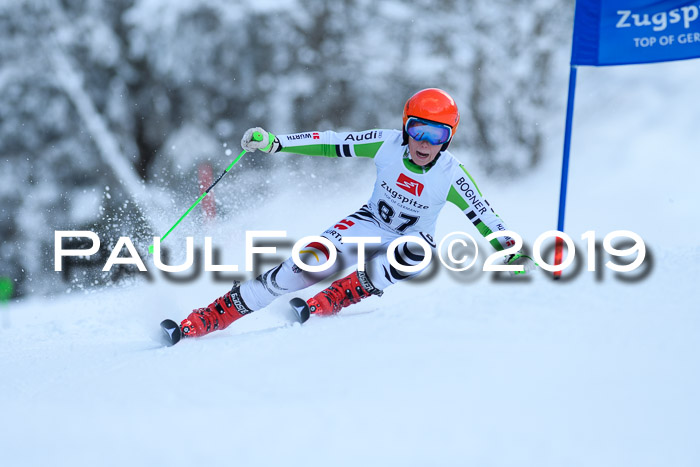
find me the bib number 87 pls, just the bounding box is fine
[377,200,419,233]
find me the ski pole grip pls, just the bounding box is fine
[252,131,264,142]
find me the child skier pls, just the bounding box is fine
[178,88,535,339]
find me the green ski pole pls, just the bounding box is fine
[148,131,264,254]
[0,276,12,329]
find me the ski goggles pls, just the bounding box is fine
[405,117,452,145]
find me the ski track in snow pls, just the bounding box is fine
[2,62,700,466]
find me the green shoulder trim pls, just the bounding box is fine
[354,141,383,158]
[473,221,504,251]
[281,144,336,158]
[488,238,504,251]
[446,186,469,210]
[281,141,383,158]
[459,165,483,196]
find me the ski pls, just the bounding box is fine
[289,297,311,324]
[160,319,182,346]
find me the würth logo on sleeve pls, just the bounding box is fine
[396,173,424,196]
[313,132,320,139]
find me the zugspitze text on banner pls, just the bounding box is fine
[572,0,700,66]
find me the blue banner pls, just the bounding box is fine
[572,0,700,66]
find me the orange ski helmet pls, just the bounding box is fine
[403,88,460,137]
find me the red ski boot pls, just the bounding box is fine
[180,282,254,338]
[307,270,382,316]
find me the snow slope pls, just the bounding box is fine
[1,61,700,467]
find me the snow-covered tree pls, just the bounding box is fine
[0,0,572,298]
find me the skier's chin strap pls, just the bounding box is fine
[403,147,439,173]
